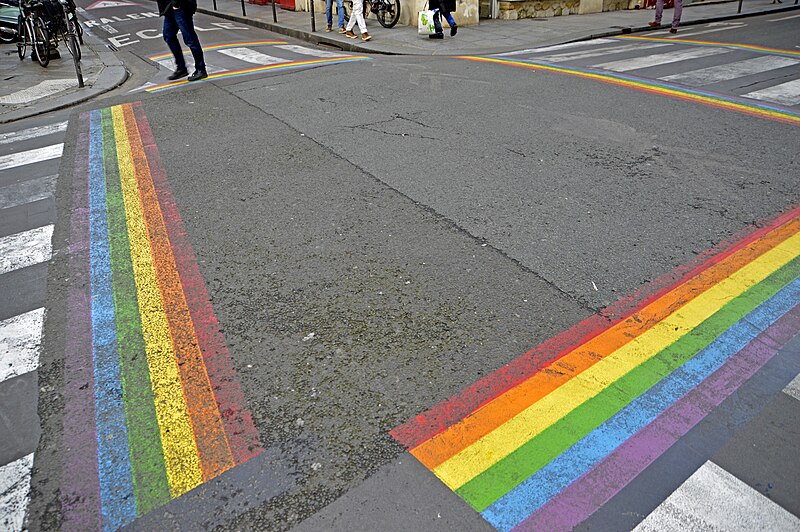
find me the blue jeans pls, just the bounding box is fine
[326,0,344,28]
[163,8,205,72]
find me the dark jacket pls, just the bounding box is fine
[157,0,196,16]
[431,0,455,12]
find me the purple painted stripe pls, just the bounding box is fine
[60,111,101,532]
[515,302,800,532]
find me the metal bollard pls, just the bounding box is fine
[241,0,246,16]
[310,0,315,31]
[271,0,277,21]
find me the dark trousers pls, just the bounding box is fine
[430,0,455,34]
[163,8,205,71]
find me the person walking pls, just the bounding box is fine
[343,0,371,41]
[157,0,207,81]
[428,0,457,39]
[648,0,682,34]
[325,0,345,32]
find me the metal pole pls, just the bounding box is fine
[241,0,246,16]
[213,0,217,10]
[310,0,315,31]
[737,0,742,12]
[271,0,277,21]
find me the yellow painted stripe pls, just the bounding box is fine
[433,232,800,490]
[458,57,800,126]
[112,105,203,497]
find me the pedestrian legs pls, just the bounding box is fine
[653,0,682,30]
[345,0,366,34]
[174,9,205,71]
[325,0,344,29]
[162,12,186,71]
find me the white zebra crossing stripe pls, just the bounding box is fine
[0,308,44,385]
[0,122,67,146]
[0,225,54,275]
[784,372,800,401]
[494,39,615,57]
[0,144,63,172]
[0,175,57,210]
[0,453,34,532]
[593,47,730,72]
[217,47,291,65]
[660,56,800,86]
[274,44,347,58]
[743,78,800,107]
[539,43,670,63]
[0,80,76,105]
[633,461,800,531]
[154,58,227,74]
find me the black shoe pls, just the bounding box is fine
[188,69,208,81]
[168,68,188,80]
[450,24,457,36]
[429,33,444,39]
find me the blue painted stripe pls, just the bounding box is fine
[88,109,136,530]
[482,275,800,531]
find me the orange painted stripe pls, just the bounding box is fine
[411,216,800,470]
[122,104,235,480]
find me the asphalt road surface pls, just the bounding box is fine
[1,10,798,532]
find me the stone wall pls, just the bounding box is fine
[303,0,480,25]
[497,0,579,19]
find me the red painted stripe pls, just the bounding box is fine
[390,204,800,449]
[131,101,264,464]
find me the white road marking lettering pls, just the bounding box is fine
[634,461,800,531]
[0,174,57,210]
[0,144,63,171]
[660,55,800,85]
[743,78,800,106]
[0,454,35,532]
[217,48,291,65]
[0,122,67,145]
[0,308,45,384]
[593,47,730,72]
[0,225,54,275]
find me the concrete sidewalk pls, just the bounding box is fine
[196,0,800,55]
[0,23,127,123]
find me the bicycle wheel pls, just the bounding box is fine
[17,19,28,60]
[376,0,399,27]
[64,13,80,60]
[74,17,82,44]
[32,16,49,67]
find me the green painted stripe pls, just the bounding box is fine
[102,107,171,513]
[457,255,800,511]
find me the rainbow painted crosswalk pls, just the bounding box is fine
[392,207,800,531]
[62,102,262,530]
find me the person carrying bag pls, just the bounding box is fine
[428,0,456,39]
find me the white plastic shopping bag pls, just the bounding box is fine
[418,8,437,35]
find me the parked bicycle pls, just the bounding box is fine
[343,0,400,28]
[51,0,83,84]
[16,0,50,66]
